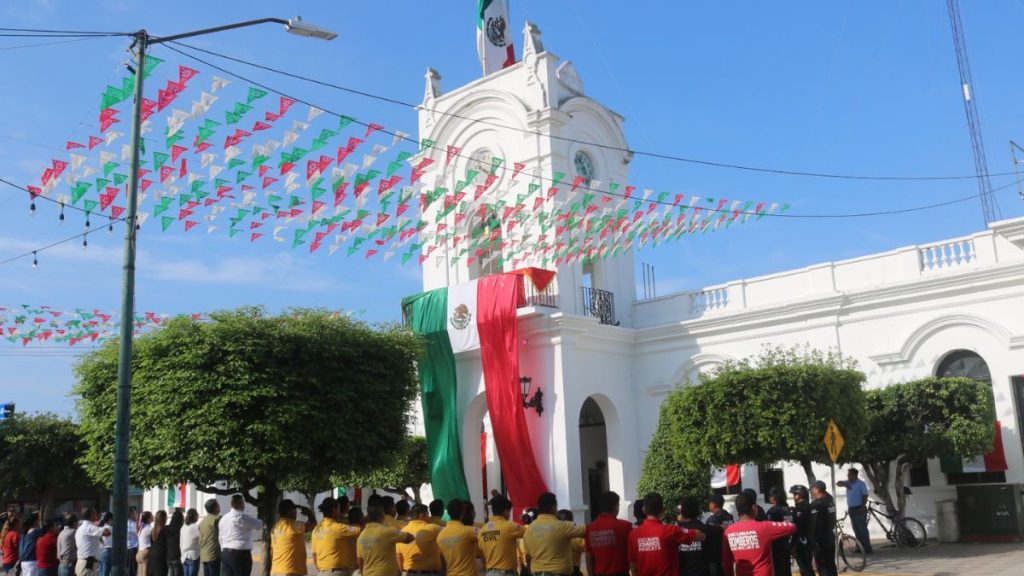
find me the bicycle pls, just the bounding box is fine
[866,498,927,548]
[836,512,867,572]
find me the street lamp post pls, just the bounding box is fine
[109,18,334,576]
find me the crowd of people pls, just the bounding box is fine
[1,470,858,576]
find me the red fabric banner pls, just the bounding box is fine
[477,273,549,513]
[984,421,1009,472]
[511,267,556,293]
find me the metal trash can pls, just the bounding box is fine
[935,499,960,543]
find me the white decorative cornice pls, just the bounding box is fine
[869,313,1024,367]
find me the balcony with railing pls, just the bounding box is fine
[581,286,617,326]
[523,278,559,308]
[633,217,1024,328]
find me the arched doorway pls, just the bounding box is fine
[579,397,608,523]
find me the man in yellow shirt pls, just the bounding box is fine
[312,497,362,576]
[357,505,414,576]
[478,495,524,576]
[397,505,443,576]
[427,500,446,527]
[437,500,480,576]
[522,494,585,576]
[381,497,407,530]
[270,499,317,576]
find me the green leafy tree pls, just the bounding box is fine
[0,413,94,519]
[637,393,710,518]
[667,345,867,484]
[334,436,430,502]
[851,377,995,515]
[74,307,421,575]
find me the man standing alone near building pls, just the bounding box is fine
[721,493,795,576]
[836,469,871,554]
[627,493,703,576]
[218,495,262,576]
[809,482,837,576]
[523,493,586,576]
[478,496,523,576]
[197,500,220,576]
[584,492,631,576]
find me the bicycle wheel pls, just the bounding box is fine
[840,534,867,572]
[895,517,927,548]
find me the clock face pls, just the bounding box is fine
[574,151,594,185]
[469,148,494,180]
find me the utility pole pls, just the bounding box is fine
[108,19,335,576]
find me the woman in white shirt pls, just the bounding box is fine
[178,510,200,576]
[136,512,153,576]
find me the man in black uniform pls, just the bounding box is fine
[705,494,734,529]
[809,481,837,576]
[788,485,815,576]
[765,487,793,576]
[676,497,710,576]
[703,494,732,576]
[741,489,767,521]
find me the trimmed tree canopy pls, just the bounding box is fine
[637,391,711,514]
[0,413,93,518]
[74,307,421,498]
[666,346,867,483]
[334,436,430,502]
[852,376,996,514]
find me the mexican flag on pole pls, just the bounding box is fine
[477,0,516,76]
[166,484,187,508]
[939,421,1009,475]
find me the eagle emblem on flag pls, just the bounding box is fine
[486,16,508,47]
[450,304,472,330]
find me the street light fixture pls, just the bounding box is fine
[520,376,544,416]
[109,17,334,576]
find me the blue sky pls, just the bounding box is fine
[2,0,1023,415]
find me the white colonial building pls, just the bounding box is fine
[411,21,1024,538]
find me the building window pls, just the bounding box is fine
[758,467,785,500]
[712,484,743,496]
[574,150,595,186]
[468,209,502,280]
[945,470,1006,485]
[908,462,931,487]
[936,350,991,385]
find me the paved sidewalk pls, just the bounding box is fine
[854,541,1024,575]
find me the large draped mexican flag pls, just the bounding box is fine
[402,271,549,509]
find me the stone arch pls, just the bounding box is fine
[671,352,736,386]
[871,313,1018,368]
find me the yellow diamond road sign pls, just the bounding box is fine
[824,419,845,463]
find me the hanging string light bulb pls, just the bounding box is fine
[59,201,65,224]
[32,251,38,268]
[82,236,88,251]
[29,198,36,216]
[85,213,91,229]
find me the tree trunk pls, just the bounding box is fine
[411,486,422,504]
[894,459,911,516]
[800,459,817,485]
[258,485,281,576]
[862,461,896,516]
[39,489,54,522]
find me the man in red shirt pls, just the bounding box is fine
[585,492,633,576]
[722,492,796,576]
[628,493,704,576]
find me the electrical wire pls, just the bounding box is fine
[0,27,130,35]
[168,40,1020,183]
[159,42,1024,219]
[0,35,110,51]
